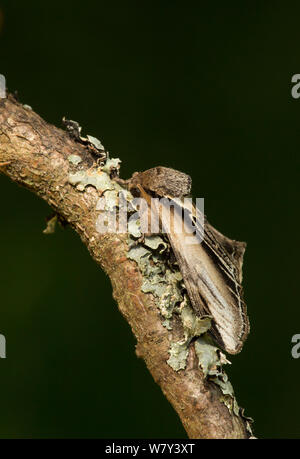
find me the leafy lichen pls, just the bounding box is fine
[167,341,189,371]
[86,135,105,151]
[127,240,183,320]
[68,154,82,165]
[69,169,114,193]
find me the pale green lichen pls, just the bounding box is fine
[127,217,142,238]
[68,155,122,194]
[167,341,189,371]
[127,245,150,264]
[194,335,255,434]
[180,303,212,342]
[68,161,131,238]
[102,157,121,174]
[69,169,114,193]
[167,301,212,370]
[162,319,172,330]
[158,279,183,319]
[143,235,168,252]
[194,336,237,408]
[127,243,180,315]
[220,393,240,417]
[127,234,184,321]
[86,135,105,151]
[194,336,225,378]
[68,154,82,165]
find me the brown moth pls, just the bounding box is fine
[128,166,249,354]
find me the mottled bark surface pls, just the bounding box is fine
[0,94,250,438]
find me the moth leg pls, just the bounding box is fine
[113,176,132,189]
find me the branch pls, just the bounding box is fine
[0,94,253,439]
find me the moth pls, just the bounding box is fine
[126,166,249,354]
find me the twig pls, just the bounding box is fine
[0,94,252,439]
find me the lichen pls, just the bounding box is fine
[167,341,189,371]
[162,319,172,330]
[194,336,225,378]
[127,241,182,321]
[127,217,142,238]
[69,169,114,193]
[167,301,212,371]
[194,335,254,434]
[102,157,121,174]
[143,235,168,252]
[68,154,82,165]
[180,303,212,342]
[86,135,105,151]
[194,336,237,404]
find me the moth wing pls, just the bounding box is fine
[204,220,246,283]
[158,198,249,354]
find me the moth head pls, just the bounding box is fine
[129,166,192,198]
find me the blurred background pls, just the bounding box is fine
[0,1,299,438]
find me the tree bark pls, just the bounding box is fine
[0,94,252,439]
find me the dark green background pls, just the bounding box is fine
[0,1,299,438]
